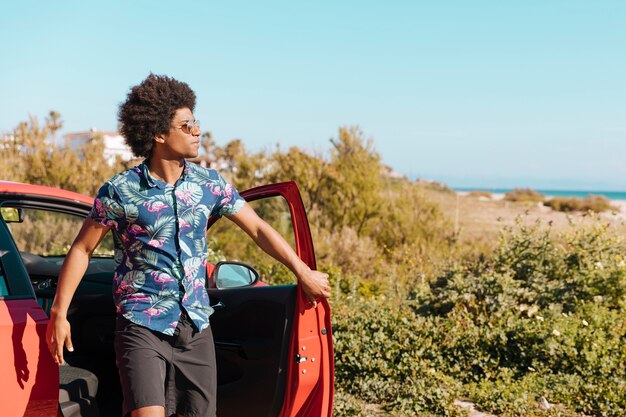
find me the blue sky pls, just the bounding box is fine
[1,1,625,190]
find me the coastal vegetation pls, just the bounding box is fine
[3,112,626,416]
[544,195,616,213]
[502,188,616,214]
[504,188,546,204]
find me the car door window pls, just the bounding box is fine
[4,207,114,257]
[208,196,297,285]
[0,262,9,296]
[0,220,36,298]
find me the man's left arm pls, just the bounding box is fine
[227,203,331,307]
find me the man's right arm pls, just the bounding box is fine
[46,218,111,364]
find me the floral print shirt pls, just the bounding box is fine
[88,161,245,335]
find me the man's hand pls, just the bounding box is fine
[298,268,331,308]
[46,314,74,365]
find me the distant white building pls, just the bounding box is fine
[64,129,134,165]
[0,133,54,151]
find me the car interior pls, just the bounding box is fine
[5,202,300,417]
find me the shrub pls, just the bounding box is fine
[467,190,492,199]
[332,299,465,416]
[545,195,617,213]
[411,218,626,416]
[503,188,545,203]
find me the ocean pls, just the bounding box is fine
[454,188,626,201]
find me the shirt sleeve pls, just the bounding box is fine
[88,182,126,231]
[209,172,246,218]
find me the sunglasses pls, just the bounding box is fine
[177,119,200,134]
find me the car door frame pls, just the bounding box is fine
[235,181,335,417]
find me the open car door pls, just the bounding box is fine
[207,181,334,417]
[0,210,59,416]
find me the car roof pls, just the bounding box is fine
[0,181,93,205]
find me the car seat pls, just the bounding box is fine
[58,364,99,417]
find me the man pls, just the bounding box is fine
[46,74,331,417]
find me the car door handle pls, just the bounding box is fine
[215,340,242,349]
[214,339,270,360]
[211,301,225,310]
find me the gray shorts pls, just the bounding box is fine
[114,312,217,417]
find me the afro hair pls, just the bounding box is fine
[118,74,196,159]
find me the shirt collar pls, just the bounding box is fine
[139,160,190,190]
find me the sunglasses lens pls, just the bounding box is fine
[180,120,199,134]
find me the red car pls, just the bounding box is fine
[0,180,334,417]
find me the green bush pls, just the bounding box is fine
[412,219,626,416]
[332,218,626,416]
[332,299,465,416]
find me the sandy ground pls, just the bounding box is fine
[422,189,626,252]
[609,199,626,220]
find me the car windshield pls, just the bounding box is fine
[3,206,114,257]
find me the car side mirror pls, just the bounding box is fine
[213,261,259,289]
[1,207,24,223]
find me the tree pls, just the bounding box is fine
[375,181,453,256]
[269,146,331,214]
[2,111,122,196]
[325,126,384,235]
